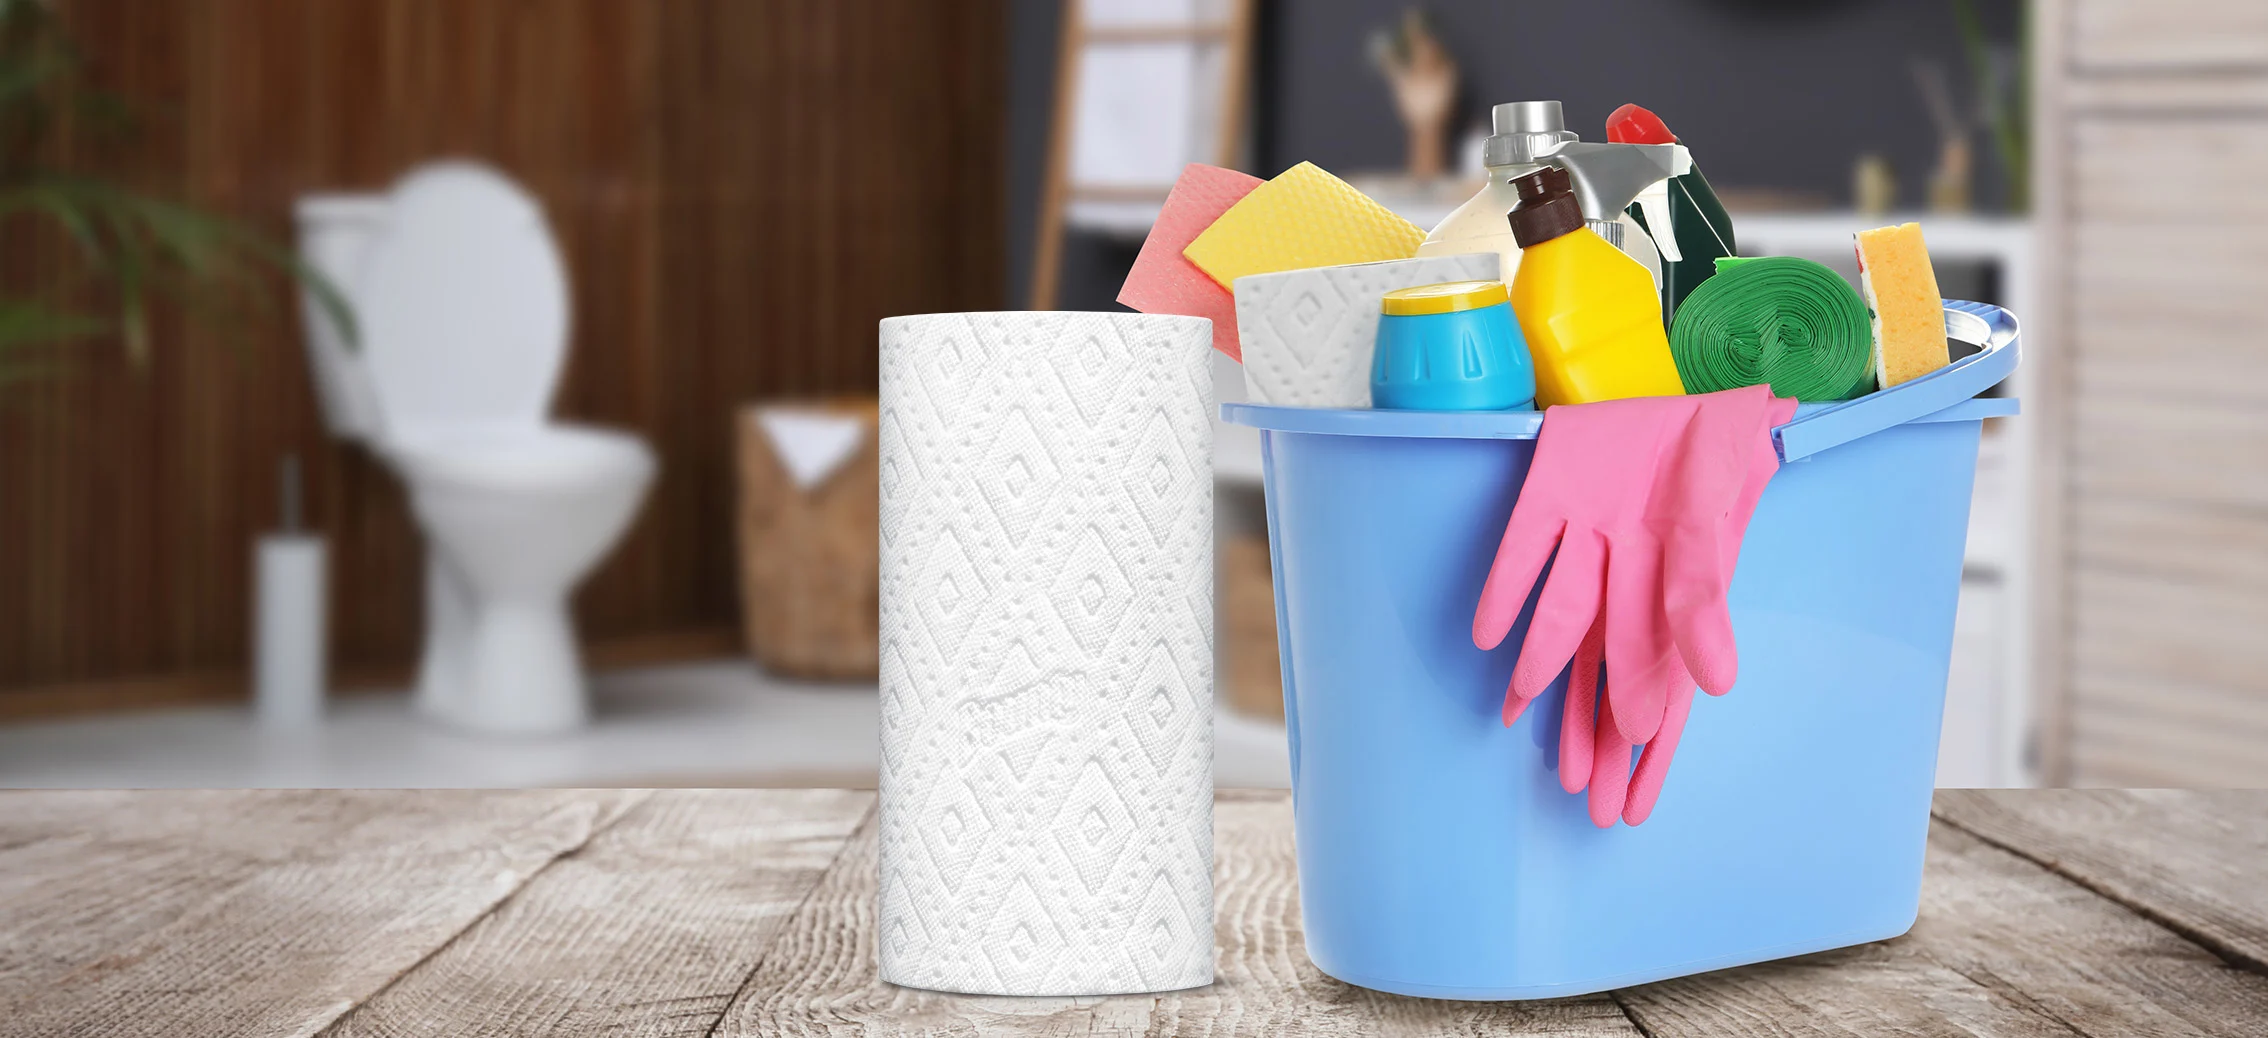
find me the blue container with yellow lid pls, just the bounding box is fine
[1371,280,1537,412]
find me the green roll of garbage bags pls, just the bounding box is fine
[1669,256,1875,401]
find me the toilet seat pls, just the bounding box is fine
[387,425,653,497]
[355,162,568,439]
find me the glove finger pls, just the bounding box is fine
[1557,613,1605,792]
[1510,529,1605,699]
[1588,688,1631,828]
[1603,537,1678,743]
[1474,512,1567,651]
[1501,683,1533,727]
[1623,680,1697,826]
[1652,390,1777,697]
[1663,523,1739,695]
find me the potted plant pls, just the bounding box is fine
[0,0,350,385]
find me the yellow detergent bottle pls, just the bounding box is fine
[1505,164,1688,406]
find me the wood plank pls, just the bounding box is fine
[2068,72,2268,113]
[716,790,1644,1036]
[1911,822,2268,1035]
[1612,911,2064,1034]
[2073,117,2268,219]
[2029,0,2077,786]
[0,790,426,983]
[2073,337,2268,411]
[0,789,646,1037]
[2073,667,2268,753]
[2072,0,2268,72]
[2070,225,2268,290]
[1615,816,2268,1036]
[324,789,869,1038]
[2072,399,2268,511]
[2070,564,2268,693]
[2069,680,2268,786]
[1934,789,2268,974]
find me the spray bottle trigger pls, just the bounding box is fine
[1636,184,1681,264]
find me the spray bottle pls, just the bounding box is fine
[1607,103,1736,326]
[1505,165,1687,406]
[1417,100,1685,289]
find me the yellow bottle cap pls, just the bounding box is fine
[1380,279,1510,316]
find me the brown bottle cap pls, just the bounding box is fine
[1507,165,1584,247]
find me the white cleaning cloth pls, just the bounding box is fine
[755,408,868,490]
[1235,253,1502,408]
[875,311,1215,996]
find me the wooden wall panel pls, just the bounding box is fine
[0,0,1006,714]
[2071,0,2268,72]
[2039,1,2268,785]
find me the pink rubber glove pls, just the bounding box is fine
[1575,394,1793,824]
[1619,392,1794,824]
[1474,387,1787,744]
[1472,394,1691,744]
[1478,387,1796,824]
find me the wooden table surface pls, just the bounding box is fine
[2,789,2263,1037]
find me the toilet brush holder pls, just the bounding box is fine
[254,533,328,727]
[254,455,328,727]
[876,311,1216,996]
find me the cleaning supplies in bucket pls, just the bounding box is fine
[1505,165,1687,406]
[1855,222,1952,388]
[1473,385,1797,826]
[1606,103,1736,325]
[1669,256,1876,401]
[1371,280,1536,411]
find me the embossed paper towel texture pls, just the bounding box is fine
[1235,253,1501,408]
[876,312,1216,996]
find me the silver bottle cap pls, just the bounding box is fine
[1483,100,1579,168]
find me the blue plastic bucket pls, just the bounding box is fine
[1223,301,2020,1000]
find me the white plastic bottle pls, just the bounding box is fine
[1418,101,1670,290]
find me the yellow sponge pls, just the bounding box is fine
[1854,222,1949,388]
[1182,162,1425,289]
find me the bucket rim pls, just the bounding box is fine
[1224,300,2020,458]
[1222,396,2015,441]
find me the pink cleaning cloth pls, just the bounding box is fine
[1478,386,1796,826]
[1117,163,1263,362]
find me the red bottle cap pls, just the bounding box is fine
[1606,103,1677,145]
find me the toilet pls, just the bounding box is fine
[296,162,656,735]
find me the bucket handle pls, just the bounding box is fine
[1770,299,2019,463]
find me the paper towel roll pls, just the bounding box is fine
[876,311,1216,996]
[1234,253,1501,408]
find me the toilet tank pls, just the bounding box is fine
[293,194,388,442]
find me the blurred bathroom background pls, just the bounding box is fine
[0,0,2256,789]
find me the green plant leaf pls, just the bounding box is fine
[0,0,359,380]
[0,179,106,261]
[237,228,358,350]
[0,298,105,353]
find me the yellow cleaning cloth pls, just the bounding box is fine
[1854,222,1950,388]
[1182,162,1426,290]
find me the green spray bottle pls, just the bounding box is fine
[1607,104,1735,326]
